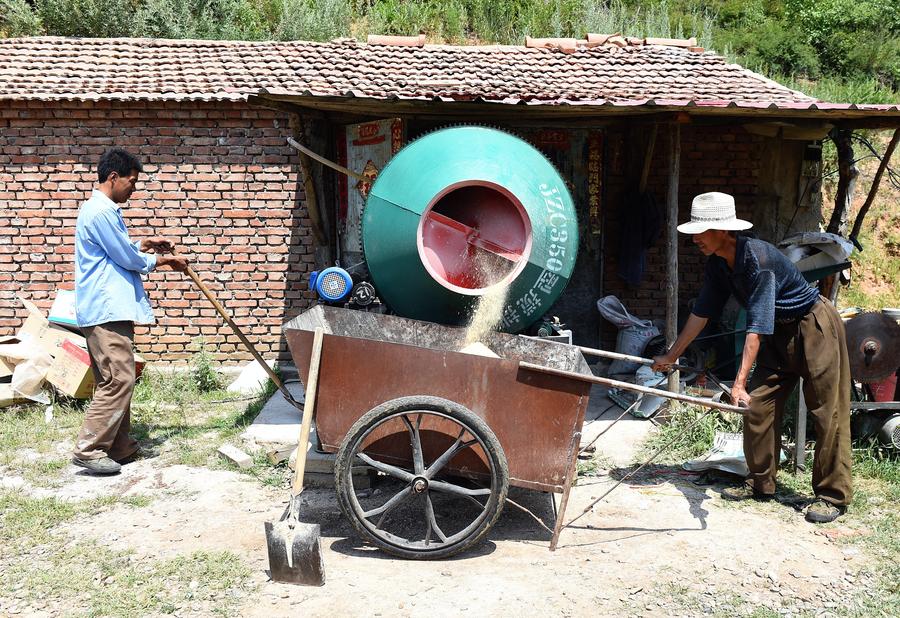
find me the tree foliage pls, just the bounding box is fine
[2,0,898,100]
[35,0,136,37]
[0,0,43,37]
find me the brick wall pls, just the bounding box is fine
[0,100,316,364]
[600,123,766,346]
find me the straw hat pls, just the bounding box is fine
[676,192,753,234]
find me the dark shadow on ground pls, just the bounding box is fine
[287,484,555,562]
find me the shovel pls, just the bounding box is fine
[184,266,325,586]
[263,327,325,586]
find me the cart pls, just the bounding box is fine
[283,305,744,559]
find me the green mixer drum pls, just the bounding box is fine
[362,126,579,333]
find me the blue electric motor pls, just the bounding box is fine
[309,267,353,303]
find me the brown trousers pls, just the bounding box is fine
[746,299,853,506]
[73,321,139,461]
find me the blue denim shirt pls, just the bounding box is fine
[75,190,157,327]
[692,235,819,335]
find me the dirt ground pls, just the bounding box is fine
[25,440,868,618]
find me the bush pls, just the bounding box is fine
[276,0,352,41]
[190,339,223,393]
[364,0,467,41]
[785,0,900,86]
[35,0,135,37]
[721,20,820,78]
[0,0,43,36]
[132,0,195,38]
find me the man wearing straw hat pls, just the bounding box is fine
[652,192,852,523]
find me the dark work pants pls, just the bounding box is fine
[746,299,853,506]
[73,321,139,461]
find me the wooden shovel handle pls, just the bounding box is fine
[292,328,324,496]
[184,265,288,394]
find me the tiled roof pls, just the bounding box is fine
[1,36,898,115]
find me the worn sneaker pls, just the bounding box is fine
[72,456,121,475]
[805,500,845,523]
[721,484,773,502]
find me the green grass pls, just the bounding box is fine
[0,490,254,617]
[841,219,900,309]
[0,353,277,616]
[575,449,613,480]
[654,581,782,617]
[637,402,744,463]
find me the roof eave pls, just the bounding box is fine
[254,91,900,125]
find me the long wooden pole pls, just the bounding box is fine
[666,123,681,392]
[518,361,746,415]
[288,118,330,246]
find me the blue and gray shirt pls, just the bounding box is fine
[692,235,819,335]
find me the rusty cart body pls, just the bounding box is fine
[283,305,593,559]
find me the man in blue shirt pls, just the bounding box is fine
[72,148,188,475]
[653,192,852,524]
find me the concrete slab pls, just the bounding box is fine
[226,359,278,395]
[241,379,340,477]
[240,381,305,445]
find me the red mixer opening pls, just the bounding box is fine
[417,182,532,294]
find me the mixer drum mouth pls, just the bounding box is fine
[362,126,579,333]
[419,181,532,295]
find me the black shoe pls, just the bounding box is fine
[805,499,845,523]
[72,456,121,475]
[721,484,773,502]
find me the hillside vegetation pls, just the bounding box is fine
[1,0,899,103]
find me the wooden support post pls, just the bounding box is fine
[289,113,329,246]
[849,127,900,249]
[826,129,858,236]
[666,123,681,392]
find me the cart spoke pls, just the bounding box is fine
[425,429,477,479]
[362,483,413,521]
[428,479,492,498]
[424,493,448,544]
[401,413,426,475]
[461,492,488,510]
[356,453,415,482]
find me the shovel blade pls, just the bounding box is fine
[264,520,325,586]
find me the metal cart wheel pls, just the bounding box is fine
[334,395,509,559]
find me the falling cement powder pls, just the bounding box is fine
[462,251,511,348]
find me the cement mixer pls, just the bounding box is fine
[310,126,579,334]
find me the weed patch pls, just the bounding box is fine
[637,402,743,463]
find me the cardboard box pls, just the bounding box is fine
[0,335,18,379]
[0,383,25,407]
[48,289,78,328]
[16,297,86,358]
[46,339,95,399]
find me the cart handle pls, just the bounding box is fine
[518,361,748,415]
[520,335,693,372]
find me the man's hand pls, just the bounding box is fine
[157,255,189,273]
[141,237,176,254]
[730,382,752,408]
[651,355,676,372]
